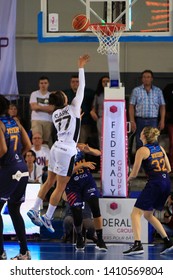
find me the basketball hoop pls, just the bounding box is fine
[89,23,125,55]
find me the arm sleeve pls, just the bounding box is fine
[71,68,85,117]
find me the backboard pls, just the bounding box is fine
[38,0,173,42]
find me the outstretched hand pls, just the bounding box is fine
[83,161,96,170]
[77,143,90,153]
[81,144,90,153]
[78,54,90,68]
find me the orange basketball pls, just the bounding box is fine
[72,14,90,32]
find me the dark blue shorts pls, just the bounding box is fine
[0,162,28,203]
[65,173,99,207]
[135,174,171,211]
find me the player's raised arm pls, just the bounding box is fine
[78,54,90,69]
[71,55,90,116]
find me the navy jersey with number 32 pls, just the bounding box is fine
[142,142,167,177]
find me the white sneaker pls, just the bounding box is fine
[27,209,43,226]
[41,214,55,233]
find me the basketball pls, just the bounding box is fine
[72,14,90,32]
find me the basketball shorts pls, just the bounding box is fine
[65,173,100,207]
[48,142,77,176]
[135,174,171,211]
[0,163,28,203]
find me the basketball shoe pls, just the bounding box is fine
[40,214,55,233]
[123,242,144,256]
[27,209,43,226]
[160,240,173,254]
[95,239,108,252]
[76,234,85,251]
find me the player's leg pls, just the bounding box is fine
[144,210,173,254]
[71,206,85,251]
[27,170,56,226]
[123,207,144,255]
[9,176,31,260]
[40,147,75,232]
[41,175,70,233]
[87,196,107,251]
[0,201,7,260]
[8,201,31,260]
[65,183,85,250]
[83,218,97,243]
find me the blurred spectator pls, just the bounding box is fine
[8,104,20,121]
[31,132,50,183]
[29,76,54,147]
[24,150,42,183]
[8,103,28,130]
[90,76,110,148]
[63,75,96,144]
[163,83,173,171]
[129,70,165,150]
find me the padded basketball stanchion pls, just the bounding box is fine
[101,83,128,197]
[107,52,120,88]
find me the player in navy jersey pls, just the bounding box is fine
[27,55,89,233]
[64,143,107,251]
[123,126,173,256]
[0,96,31,260]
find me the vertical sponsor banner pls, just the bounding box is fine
[0,0,18,99]
[102,100,128,197]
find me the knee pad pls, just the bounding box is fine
[88,197,101,218]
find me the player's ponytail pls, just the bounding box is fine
[143,126,160,143]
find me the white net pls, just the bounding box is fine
[89,24,125,55]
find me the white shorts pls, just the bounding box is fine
[48,142,77,176]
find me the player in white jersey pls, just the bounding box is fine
[27,54,89,232]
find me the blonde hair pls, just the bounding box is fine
[143,126,160,144]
